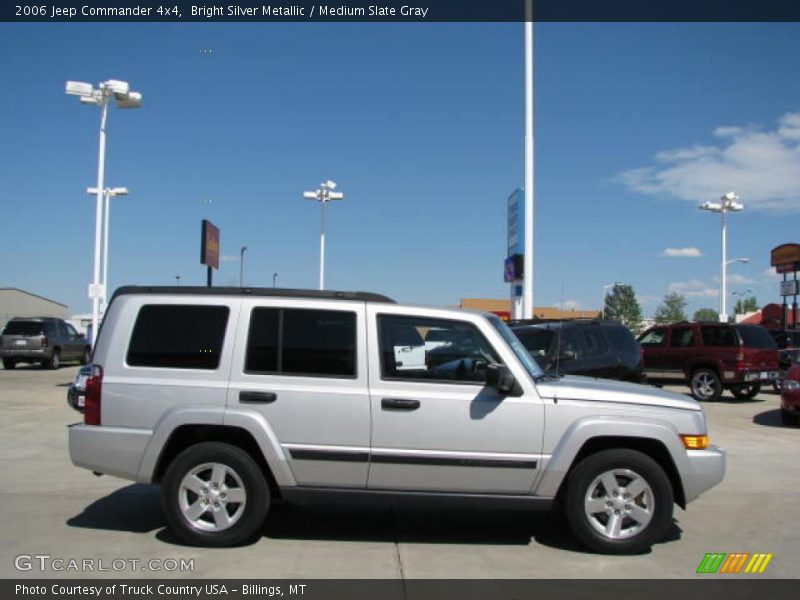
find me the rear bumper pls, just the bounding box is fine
[0,348,48,360]
[721,370,779,384]
[68,423,152,482]
[683,445,726,503]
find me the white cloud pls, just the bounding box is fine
[219,255,240,262]
[619,112,800,212]
[710,273,755,286]
[761,267,781,280]
[556,300,581,310]
[668,279,719,298]
[661,247,703,258]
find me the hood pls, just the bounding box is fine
[536,375,701,412]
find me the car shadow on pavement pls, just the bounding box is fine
[753,409,788,428]
[67,483,164,534]
[71,485,682,554]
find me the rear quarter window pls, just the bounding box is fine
[127,305,230,369]
[601,325,640,356]
[735,325,778,349]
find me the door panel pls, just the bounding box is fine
[366,307,543,494]
[227,299,370,488]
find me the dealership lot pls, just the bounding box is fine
[0,365,797,579]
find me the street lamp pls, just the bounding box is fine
[66,79,142,345]
[699,192,744,323]
[87,186,128,316]
[272,273,278,289]
[175,275,181,286]
[303,180,344,290]
[240,246,248,287]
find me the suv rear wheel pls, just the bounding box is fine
[690,368,722,402]
[730,383,760,401]
[564,448,674,554]
[161,442,270,547]
[2,358,15,370]
[46,349,60,370]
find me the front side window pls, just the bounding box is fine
[245,308,356,378]
[670,327,695,348]
[127,305,229,369]
[639,328,667,348]
[379,315,501,384]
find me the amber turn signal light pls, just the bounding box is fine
[681,434,709,450]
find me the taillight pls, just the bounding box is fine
[735,351,745,370]
[41,337,48,348]
[84,365,103,426]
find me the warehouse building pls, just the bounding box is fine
[0,288,68,330]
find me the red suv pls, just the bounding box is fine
[638,322,779,401]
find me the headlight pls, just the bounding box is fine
[784,380,800,391]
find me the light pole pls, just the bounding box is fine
[303,180,344,290]
[175,275,181,286]
[522,0,535,318]
[87,186,128,316]
[731,287,753,319]
[66,79,142,345]
[272,273,277,289]
[699,192,744,323]
[240,246,248,287]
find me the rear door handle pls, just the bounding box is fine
[381,398,421,410]
[239,391,277,403]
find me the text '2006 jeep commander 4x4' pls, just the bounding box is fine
[69,287,725,553]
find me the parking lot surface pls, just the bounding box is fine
[1,365,797,579]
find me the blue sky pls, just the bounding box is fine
[1,23,798,317]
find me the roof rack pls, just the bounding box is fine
[112,286,395,304]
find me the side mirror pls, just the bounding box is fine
[486,363,521,396]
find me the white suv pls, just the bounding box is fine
[69,286,725,553]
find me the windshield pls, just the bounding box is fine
[487,315,545,379]
[2,321,44,336]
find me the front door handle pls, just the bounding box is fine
[239,391,277,403]
[381,398,421,410]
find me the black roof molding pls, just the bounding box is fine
[112,286,395,304]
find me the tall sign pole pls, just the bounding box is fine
[523,1,535,319]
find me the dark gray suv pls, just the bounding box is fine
[0,317,90,369]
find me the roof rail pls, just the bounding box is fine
[112,286,395,304]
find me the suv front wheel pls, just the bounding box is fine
[161,442,270,547]
[564,448,674,554]
[690,368,722,402]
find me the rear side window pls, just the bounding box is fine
[2,321,44,336]
[701,326,737,348]
[245,308,356,378]
[735,325,777,349]
[127,305,229,369]
[581,327,609,357]
[670,327,696,348]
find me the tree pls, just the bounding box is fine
[603,283,644,334]
[693,308,719,322]
[734,295,759,315]
[654,292,688,324]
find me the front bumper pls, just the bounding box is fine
[682,444,726,503]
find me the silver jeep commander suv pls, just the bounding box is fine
[69,286,725,553]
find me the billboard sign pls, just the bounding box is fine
[771,243,800,268]
[201,219,220,270]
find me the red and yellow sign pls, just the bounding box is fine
[770,243,800,273]
[201,219,220,270]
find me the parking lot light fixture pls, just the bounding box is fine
[66,79,142,345]
[303,180,345,290]
[698,192,744,323]
[601,282,618,319]
[240,246,248,287]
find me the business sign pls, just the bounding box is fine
[771,243,800,267]
[780,280,799,297]
[507,189,524,258]
[201,219,220,270]
[504,254,524,282]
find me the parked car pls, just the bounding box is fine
[67,364,92,412]
[767,329,800,392]
[780,361,800,426]
[638,322,779,402]
[0,317,90,369]
[69,286,725,553]
[510,320,646,384]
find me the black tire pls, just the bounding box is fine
[161,442,269,547]
[690,368,722,402]
[781,410,799,427]
[564,448,674,554]
[46,349,61,370]
[2,358,15,370]
[730,383,761,401]
[79,347,91,365]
